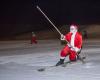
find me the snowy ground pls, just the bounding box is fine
[0,40,100,80]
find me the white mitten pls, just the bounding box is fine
[71,47,80,52]
[60,34,65,40]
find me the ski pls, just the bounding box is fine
[37,65,56,72]
[37,56,86,72]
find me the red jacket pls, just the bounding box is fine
[65,32,82,49]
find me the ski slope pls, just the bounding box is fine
[0,40,100,80]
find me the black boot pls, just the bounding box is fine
[56,59,64,66]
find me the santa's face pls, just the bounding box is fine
[70,25,77,34]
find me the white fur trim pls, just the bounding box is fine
[70,32,76,47]
[74,47,80,52]
[70,47,80,52]
[60,56,65,59]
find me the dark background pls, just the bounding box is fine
[0,0,100,37]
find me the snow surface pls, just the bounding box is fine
[0,40,100,80]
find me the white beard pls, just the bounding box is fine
[70,25,77,34]
[70,29,77,34]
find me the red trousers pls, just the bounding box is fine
[60,45,77,61]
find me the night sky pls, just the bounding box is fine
[0,0,100,37]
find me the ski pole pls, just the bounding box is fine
[36,5,62,36]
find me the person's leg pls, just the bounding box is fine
[56,46,70,66]
[69,50,77,61]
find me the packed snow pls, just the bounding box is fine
[0,40,100,80]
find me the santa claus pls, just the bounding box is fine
[56,24,83,66]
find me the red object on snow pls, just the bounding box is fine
[31,32,37,44]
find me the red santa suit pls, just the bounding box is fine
[60,25,82,61]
